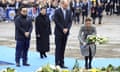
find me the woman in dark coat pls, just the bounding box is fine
[35,6,51,58]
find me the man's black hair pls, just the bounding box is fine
[19,5,27,11]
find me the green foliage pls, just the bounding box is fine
[101,67,106,71]
[86,35,108,44]
[86,35,97,43]
[73,59,79,69]
[72,59,80,72]
[40,64,53,72]
[107,64,114,71]
[115,66,120,72]
[1,67,15,72]
[100,64,120,72]
[36,64,61,72]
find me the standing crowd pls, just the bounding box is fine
[0,0,120,23]
[1,0,119,70]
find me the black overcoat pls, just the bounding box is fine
[91,6,97,18]
[35,13,51,52]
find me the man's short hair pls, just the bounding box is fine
[19,5,27,11]
[40,4,47,10]
[85,17,92,22]
[60,0,67,4]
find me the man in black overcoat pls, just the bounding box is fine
[15,6,33,67]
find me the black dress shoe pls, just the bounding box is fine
[23,63,30,66]
[60,65,68,69]
[40,53,43,59]
[40,55,43,59]
[16,63,20,67]
[85,64,89,69]
[43,53,47,58]
[99,22,101,24]
[89,64,92,69]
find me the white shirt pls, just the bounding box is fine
[61,7,66,20]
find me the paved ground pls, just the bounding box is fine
[0,15,120,59]
[1,46,120,71]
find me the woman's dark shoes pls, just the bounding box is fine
[85,64,92,69]
[43,53,47,58]
[40,52,43,59]
[40,52,47,58]
[85,64,89,69]
[40,54,43,59]
[89,64,92,69]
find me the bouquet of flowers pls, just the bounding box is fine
[86,35,108,44]
[35,64,70,72]
[0,67,16,72]
[72,60,120,72]
[72,60,101,72]
[86,35,97,44]
[101,64,120,72]
[96,36,108,44]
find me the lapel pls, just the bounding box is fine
[65,10,68,21]
[59,8,65,21]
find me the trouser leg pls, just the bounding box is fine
[22,39,30,64]
[60,36,68,66]
[85,56,89,69]
[15,40,24,64]
[55,37,62,66]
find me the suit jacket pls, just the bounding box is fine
[97,6,103,17]
[82,3,88,16]
[15,15,33,40]
[54,8,72,37]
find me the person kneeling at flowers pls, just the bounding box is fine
[78,17,97,69]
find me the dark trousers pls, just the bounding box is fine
[15,39,30,64]
[74,13,80,24]
[55,35,68,66]
[92,17,96,24]
[85,46,93,69]
[110,6,114,15]
[82,15,87,24]
[98,16,102,24]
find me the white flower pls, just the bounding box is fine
[50,64,56,70]
[35,67,42,72]
[56,65,61,70]
[96,34,101,37]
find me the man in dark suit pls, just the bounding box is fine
[14,6,33,67]
[54,0,72,68]
[97,3,103,24]
[82,0,88,24]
